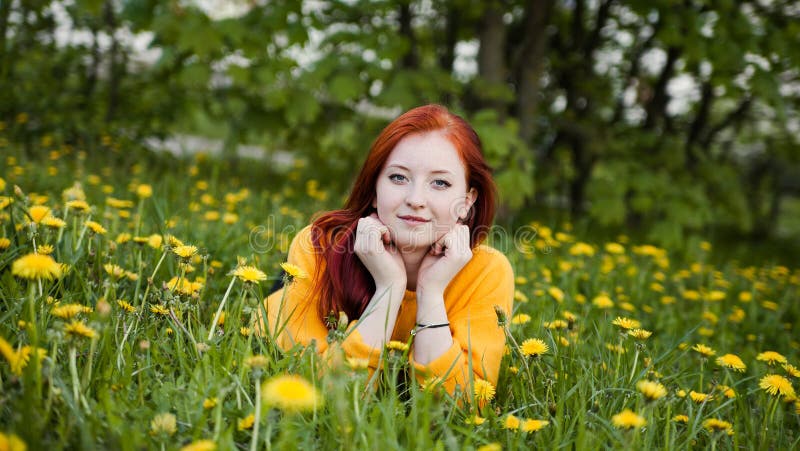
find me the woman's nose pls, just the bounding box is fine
[405,184,425,208]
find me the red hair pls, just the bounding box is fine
[309,104,496,324]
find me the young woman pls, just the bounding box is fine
[263,104,514,396]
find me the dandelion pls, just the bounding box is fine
[473,379,495,403]
[689,390,713,403]
[173,245,198,259]
[759,374,795,398]
[240,326,252,337]
[150,304,169,316]
[612,317,641,330]
[636,380,667,401]
[465,415,487,426]
[64,321,97,339]
[181,439,217,451]
[757,351,787,365]
[386,341,409,352]
[521,419,549,432]
[245,355,269,370]
[520,338,549,357]
[150,412,177,436]
[51,303,92,319]
[611,409,646,429]
[66,200,91,213]
[0,432,26,451]
[346,357,369,370]
[261,374,322,412]
[692,344,716,357]
[592,294,614,309]
[231,265,267,284]
[103,263,126,280]
[12,253,62,280]
[545,319,568,330]
[717,384,736,399]
[37,244,54,255]
[136,184,153,198]
[628,329,652,340]
[503,414,520,430]
[27,205,51,223]
[41,216,66,229]
[783,363,800,378]
[0,237,10,250]
[85,220,107,235]
[672,414,689,423]
[280,262,308,281]
[511,313,530,325]
[703,418,734,435]
[203,398,218,409]
[476,444,500,451]
[547,286,564,302]
[0,336,43,376]
[716,354,746,372]
[237,413,255,431]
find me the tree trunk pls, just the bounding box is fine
[398,2,418,69]
[477,2,507,116]
[515,0,554,148]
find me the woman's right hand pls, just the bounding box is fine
[353,213,406,288]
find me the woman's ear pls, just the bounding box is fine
[459,188,478,221]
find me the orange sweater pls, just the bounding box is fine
[263,225,514,395]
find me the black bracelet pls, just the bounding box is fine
[410,322,450,336]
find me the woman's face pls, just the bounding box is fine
[374,131,477,252]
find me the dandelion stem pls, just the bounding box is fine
[629,348,639,382]
[250,375,262,451]
[208,277,237,341]
[69,346,80,405]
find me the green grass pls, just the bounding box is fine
[0,139,798,450]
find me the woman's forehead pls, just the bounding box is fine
[385,132,466,175]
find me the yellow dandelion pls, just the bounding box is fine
[605,242,625,254]
[717,384,736,399]
[66,199,91,213]
[237,414,255,431]
[180,439,216,451]
[465,415,486,425]
[173,245,198,259]
[136,184,153,198]
[547,286,564,302]
[503,414,520,430]
[150,304,169,316]
[245,355,269,370]
[150,412,177,436]
[611,409,646,429]
[147,234,163,249]
[510,313,531,325]
[280,262,308,281]
[592,294,614,309]
[12,253,62,280]
[261,374,322,412]
[0,432,27,451]
[716,354,746,372]
[116,300,136,313]
[545,319,568,330]
[475,444,500,451]
[231,265,267,284]
[689,390,713,403]
[756,351,787,365]
[386,340,409,352]
[240,326,252,337]
[203,397,217,409]
[64,321,97,339]
[346,357,370,370]
[473,379,496,403]
[628,329,652,340]
[0,237,10,250]
[672,414,689,423]
[103,263,126,280]
[84,220,107,235]
[41,216,66,229]
[636,380,667,401]
[520,338,549,357]
[703,418,734,435]
[760,374,795,398]
[28,205,51,223]
[692,344,716,357]
[51,303,92,319]
[612,316,641,330]
[521,419,549,432]
[783,363,800,378]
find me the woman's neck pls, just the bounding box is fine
[399,247,429,292]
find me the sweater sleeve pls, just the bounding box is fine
[408,249,515,396]
[263,226,383,368]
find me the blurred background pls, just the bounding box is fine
[2,0,799,259]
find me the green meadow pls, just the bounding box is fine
[1,140,798,450]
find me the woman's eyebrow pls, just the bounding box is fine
[385,164,454,175]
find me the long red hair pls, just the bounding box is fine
[309,104,497,324]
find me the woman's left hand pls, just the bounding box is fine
[416,224,472,297]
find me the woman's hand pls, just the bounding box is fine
[416,224,472,298]
[353,213,406,288]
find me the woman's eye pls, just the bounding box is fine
[432,179,451,189]
[389,174,407,183]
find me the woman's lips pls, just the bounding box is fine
[398,215,430,226]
